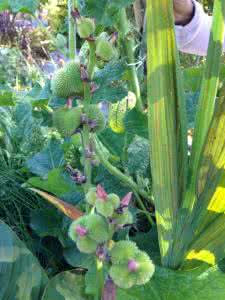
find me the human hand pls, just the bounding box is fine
[173,0,195,25]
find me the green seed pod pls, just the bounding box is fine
[112,210,133,226]
[68,216,88,242]
[109,264,134,289]
[86,187,97,205]
[107,194,120,209]
[95,38,116,62]
[110,241,138,264]
[51,61,83,98]
[76,236,98,254]
[96,200,115,218]
[77,17,95,39]
[86,105,105,133]
[109,244,155,289]
[86,214,109,243]
[134,251,155,286]
[53,107,82,137]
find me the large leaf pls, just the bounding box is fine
[0,220,48,300]
[184,0,225,211]
[26,140,65,178]
[147,0,187,267]
[117,265,225,300]
[8,0,39,14]
[41,270,90,300]
[0,91,15,106]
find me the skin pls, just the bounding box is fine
[173,0,195,25]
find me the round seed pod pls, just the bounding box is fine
[86,214,109,243]
[77,17,95,39]
[53,107,82,137]
[109,245,155,289]
[95,38,116,62]
[68,216,88,242]
[71,134,82,148]
[107,194,120,209]
[112,210,133,226]
[96,200,115,218]
[86,187,97,205]
[110,241,138,264]
[86,105,105,133]
[51,61,83,98]
[76,236,98,254]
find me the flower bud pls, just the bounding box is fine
[77,17,95,39]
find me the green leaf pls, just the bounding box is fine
[25,82,51,108]
[0,91,15,106]
[0,220,48,300]
[26,140,65,178]
[0,0,9,11]
[63,246,94,268]
[28,168,77,196]
[30,208,63,238]
[99,128,126,158]
[127,135,150,176]
[117,265,225,300]
[93,60,127,104]
[147,0,188,267]
[8,0,39,14]
[125,108,148,139]
[41,270,90,300]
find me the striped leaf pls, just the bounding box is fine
[146,0,187,267]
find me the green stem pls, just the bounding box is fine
[95,137,153,203]
[68,0,77,60]
[117,8,144,112]
[134,191,155,226]
[95,258,104,300]
[82,40,97,194]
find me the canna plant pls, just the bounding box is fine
[147,0,225,273]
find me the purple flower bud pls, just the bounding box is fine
[128,259,139,272]
[80,113,88,124]
[96,245,107,261]
[102,278,116,300]
[76,225,88,237]
[71,8,80,20]
[96,185,108,201]
[80,64,89,82]
[120,192,132,208]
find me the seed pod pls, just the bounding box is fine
[86,214,109,243]
[96,200,115,218]
[95,38,116,62]
[107,194,120,209]
[53,107,82,137]
[71,133,82,147]
[86,187,97,205]
[112,210,133,226]
[76,236,98,254]
[77,17,95,39]
[109,242,155,289]
[51,61,83,98]
[86,105,105,133]
[110,241,138,264]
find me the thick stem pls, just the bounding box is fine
[95,259,104,300]
[95,137,153,204]
[68,0,77,60]
[117,8,144,112]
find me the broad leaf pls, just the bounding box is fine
[26,140,65,178]
[0,220,48,300]
[117,265,225,300]
[8,0,40,14]
[0,91,15,106]
[42,270,90,300]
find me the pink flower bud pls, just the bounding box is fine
[96,184,108,201]
[128,259,139,272]
[121,192,132,207]
[76,225,88,237]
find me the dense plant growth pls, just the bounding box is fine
[1,0,225,299]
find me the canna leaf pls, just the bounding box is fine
[147,0,187,267]
[183,0,225,211]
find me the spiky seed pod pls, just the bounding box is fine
[77,17,95,39]
[68,216,88,242]
[76,236,98,254]
[86,187,97,205]
[86,214,109,243]
[95,38,116,62]
[109,243,155,289]
[53,107,82,137]
[107,194,120,209]
[110,241,138,264]
[96,200,115,218]
[51,61,83,98]
[71,134,82,147]
[112,210,133,226]
[86,105,105,133]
